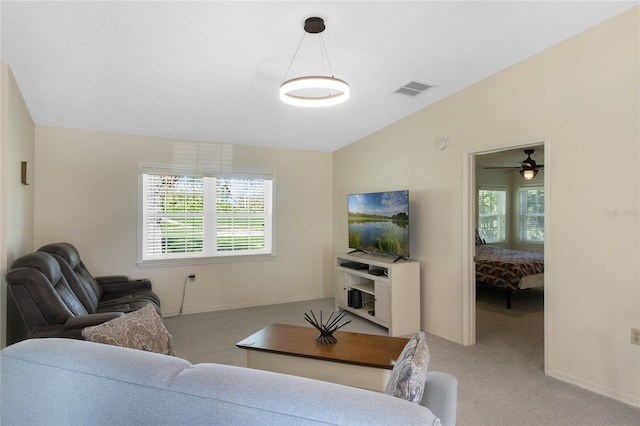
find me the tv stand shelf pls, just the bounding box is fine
[335,252,420,337]
[349,281,375,295]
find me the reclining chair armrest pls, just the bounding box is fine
[62,312,125,330]
[95,275,130,284]
[96,276,152,292]
[420,371,458,426]
[26,312,124,339]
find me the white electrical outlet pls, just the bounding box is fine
[631,328,640,345]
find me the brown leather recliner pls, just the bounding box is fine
[6,252,124,339]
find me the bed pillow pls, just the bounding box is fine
[82,304,175,356]
[384,331,430,404]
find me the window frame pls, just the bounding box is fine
[518,185,544,244]
[477,185,508,244]
[137,165,276,267]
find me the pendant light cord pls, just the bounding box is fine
[282,33,336,83]
[318,34,335,78]
[282,33,307,82]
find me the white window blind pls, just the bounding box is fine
[519,187,544,242]
[478,187,507,243]
[214,177,272,253]
[140,170,273,263]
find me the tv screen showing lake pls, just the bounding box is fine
[348,190,409,257]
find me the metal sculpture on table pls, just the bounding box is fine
[304,310,351,344]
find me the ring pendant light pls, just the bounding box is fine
[280,17,350,107]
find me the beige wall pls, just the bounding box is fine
[333,7,639,405]
[0,61,36,346]
[34,127,334,316]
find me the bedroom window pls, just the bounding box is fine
[138,168,273,265]
[519,187,544,242]
[477,187,507,243]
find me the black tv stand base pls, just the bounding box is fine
[347,249,408,262]
[348,249,367,254]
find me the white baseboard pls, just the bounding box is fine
[548,368,640,408]
[163,294,331,318]
[422,324,463,345]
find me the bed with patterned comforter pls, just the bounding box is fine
[474,244,544,292]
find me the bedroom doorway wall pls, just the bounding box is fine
[462,137,550,374]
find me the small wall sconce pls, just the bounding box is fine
[21,161,31,185]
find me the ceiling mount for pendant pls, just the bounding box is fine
[304,17,325,34]
[280,17,350,108]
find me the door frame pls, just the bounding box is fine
[461,136,551,374]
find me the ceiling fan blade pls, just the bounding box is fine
[483,149,543,171]
[487,164,543,169]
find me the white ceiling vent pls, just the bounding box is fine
[394,81,433,96]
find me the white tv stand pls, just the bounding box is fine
[335,252,420,337]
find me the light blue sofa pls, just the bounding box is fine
[0,338,457,425]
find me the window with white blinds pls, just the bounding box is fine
[519,186,544,242]
[477,187,507,243]
[139,170,273,263]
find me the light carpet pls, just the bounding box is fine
[164,287,639,425]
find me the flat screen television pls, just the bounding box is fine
[347,190,409,259]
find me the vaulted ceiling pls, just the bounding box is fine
[1,1,636,152]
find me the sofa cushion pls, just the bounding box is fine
[384,331,430,403]
[82,304,174,356]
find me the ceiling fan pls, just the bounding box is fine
[484,149,544,179]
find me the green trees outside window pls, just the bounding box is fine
[478,188,506,243]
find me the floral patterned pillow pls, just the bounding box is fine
[384,331,430,403]
[82,304,175,356]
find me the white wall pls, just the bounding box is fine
[34,127,334,316]
[0,61,36,346]
[333,7,639,406]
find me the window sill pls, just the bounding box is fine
[137,253,277,268]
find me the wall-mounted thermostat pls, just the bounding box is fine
[21,161,32,185]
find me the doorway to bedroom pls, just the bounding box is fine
[463,138,549,373]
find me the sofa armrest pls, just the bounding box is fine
[420,371,458,426]
[28,325,71,339]
[62,312,124,330]
[96,276,152,292]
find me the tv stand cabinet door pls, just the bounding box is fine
[335,270,348,308]
[374,281,390,325]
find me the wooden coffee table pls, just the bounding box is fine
[236,323,409,391]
